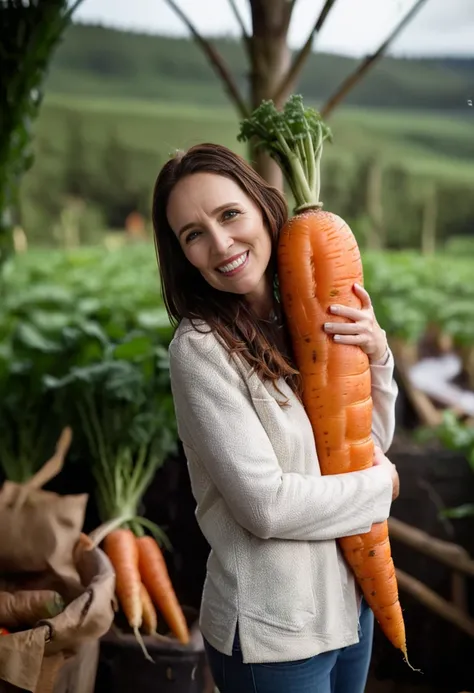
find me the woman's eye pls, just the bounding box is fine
[222,209,240,221]
[185,231,199,243]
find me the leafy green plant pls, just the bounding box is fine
[45,333,177,544]
[0,0,83,268]
[0,246,175,500]
[428,410,474,519]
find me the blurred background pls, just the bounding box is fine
[0,1,473,692]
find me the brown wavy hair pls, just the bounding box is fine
[152,142,301,396]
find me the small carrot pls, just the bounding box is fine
[140,582,176,645]
[140,582,158,635]
[104,529,153,662]
[137,536,190,645]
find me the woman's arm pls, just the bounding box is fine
[370,347,398,452]
[169,328,393,542]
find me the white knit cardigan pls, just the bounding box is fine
[169,319,397,664]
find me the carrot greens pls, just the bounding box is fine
[238,94,332,211]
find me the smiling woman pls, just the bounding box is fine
[151,143,297,392]
[151,143,398,693]
[167,172,273,312]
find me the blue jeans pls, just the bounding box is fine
[204,599,374,693]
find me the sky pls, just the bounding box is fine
[74,0,474,58]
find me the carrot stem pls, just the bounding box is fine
[238,94,332,212]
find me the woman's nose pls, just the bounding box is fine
[210,229,233,255]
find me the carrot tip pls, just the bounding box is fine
[134,626,154,663]
[402,647,422,673]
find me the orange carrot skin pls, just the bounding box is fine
[140,582,158,635]
[137,536,190,645]
[279,209,373,474]
[278,209,406,655]
[104,529,142,631]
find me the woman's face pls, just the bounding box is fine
[167,172,273,312]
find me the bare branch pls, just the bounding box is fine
[65,0,86,20]
[272,0,338,104]
[163,0,249,118]
[320,0,431,118]
[227,0,251,52]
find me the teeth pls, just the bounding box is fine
[218,252,248,274]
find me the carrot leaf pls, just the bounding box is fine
[237,94,332,213]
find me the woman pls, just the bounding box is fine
[152,142,399,693]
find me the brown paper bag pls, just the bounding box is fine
[0,428,87,590]
[0,427,116,692]
[0,540,116,692]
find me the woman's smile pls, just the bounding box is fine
[216,250,250,276]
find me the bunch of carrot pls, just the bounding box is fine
[103,528,190,662]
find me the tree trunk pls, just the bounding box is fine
[248,0,293,188]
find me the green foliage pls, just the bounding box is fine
[0,244,176,536]
[420,410,474,519]
[362,252,474,345]
[238,95,332,210]
[0,0,81,267]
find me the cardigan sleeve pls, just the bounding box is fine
[370,348,398,452]
[169,328,393,542]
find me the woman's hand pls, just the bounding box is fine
[372,446,399,501]
[323,283,388,362]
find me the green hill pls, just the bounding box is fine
[46,23,474,111]
[19,23,474,246]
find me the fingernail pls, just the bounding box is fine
[330,305,338,313]
[324,322,331,330]
[334,335,341,341]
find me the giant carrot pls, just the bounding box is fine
[104,529,153,662]
[238,95,408,662]
[136,535,190,645]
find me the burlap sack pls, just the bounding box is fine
[0,427,116,692]
[0,428,87,589]
[0,542,115,692]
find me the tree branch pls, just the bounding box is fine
[272,0,338,104]
[227,0,251,54]
[67,0,85,15]
[163,0,249,118]
[320,0,431,118]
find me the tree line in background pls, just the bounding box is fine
[19,112,474,255]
